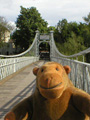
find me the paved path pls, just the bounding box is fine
[0,60,46,120]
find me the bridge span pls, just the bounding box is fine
[0,61,45,119]
[0,31,90,119]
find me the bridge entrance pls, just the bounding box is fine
[39,42,50,60]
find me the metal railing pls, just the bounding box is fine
[0,30,40,81]
[51,56,90,94]
[0,30,90,94]
[50,31,90,62]
[0,30,39,58]
[0,56,39,81]
[50,31,90,94]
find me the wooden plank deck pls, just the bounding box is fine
[0,61,45,120]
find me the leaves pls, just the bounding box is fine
[55,19,87,58]
[83,12,90,25]
[12,6,48,50]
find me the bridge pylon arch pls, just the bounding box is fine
[36,30,54,60]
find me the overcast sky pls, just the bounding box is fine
[0,0,90,26]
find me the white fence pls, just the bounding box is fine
[51,56,90,94]
[0,57,39,81]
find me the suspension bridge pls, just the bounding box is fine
[0,30,90,119]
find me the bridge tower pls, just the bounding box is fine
[36,30,54,60]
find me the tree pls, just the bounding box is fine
[68,22,80,36]
[48,26,56,32]
[83,13,90,25]
[54,19,87,62]
[83,13,90,63]
[56,32,86,56]
[12,6,48,50]
[57,19,68,43]
[0,17,7,42]
[0,16,15,41]
[82,13,90,47]
[0,16,14,32]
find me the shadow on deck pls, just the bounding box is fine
[0,61,45,119]
[0,80,36,119]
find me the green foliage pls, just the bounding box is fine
[11,9,90,63]
[48,26,56,32]
[0,17,8,44]
[12,6,48,50]
[63,32,86,55]
[55,32,86,55]
[54,18,89,62]
[0,16,14,48]
[0,16,14,32]
[57,19,69,43]
[83,12,90,25]
[0,24,6,41]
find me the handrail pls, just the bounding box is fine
[52,34,90,58]
[0,32,38,58]
[0,56,39,80]
[51,56,90,93]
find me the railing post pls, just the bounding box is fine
[75,63,78,87]
[14,59,16,73]
[50,30,54,59]
[36,30,40,57]
[83,55,84,62]
[76,57,78,61]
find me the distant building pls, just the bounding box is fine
[3,30,10,43]
[0,29,15,55]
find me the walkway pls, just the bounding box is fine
[0,61,46,120]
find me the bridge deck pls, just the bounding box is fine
[0,61,45,120]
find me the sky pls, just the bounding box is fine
[0,0,90,28]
